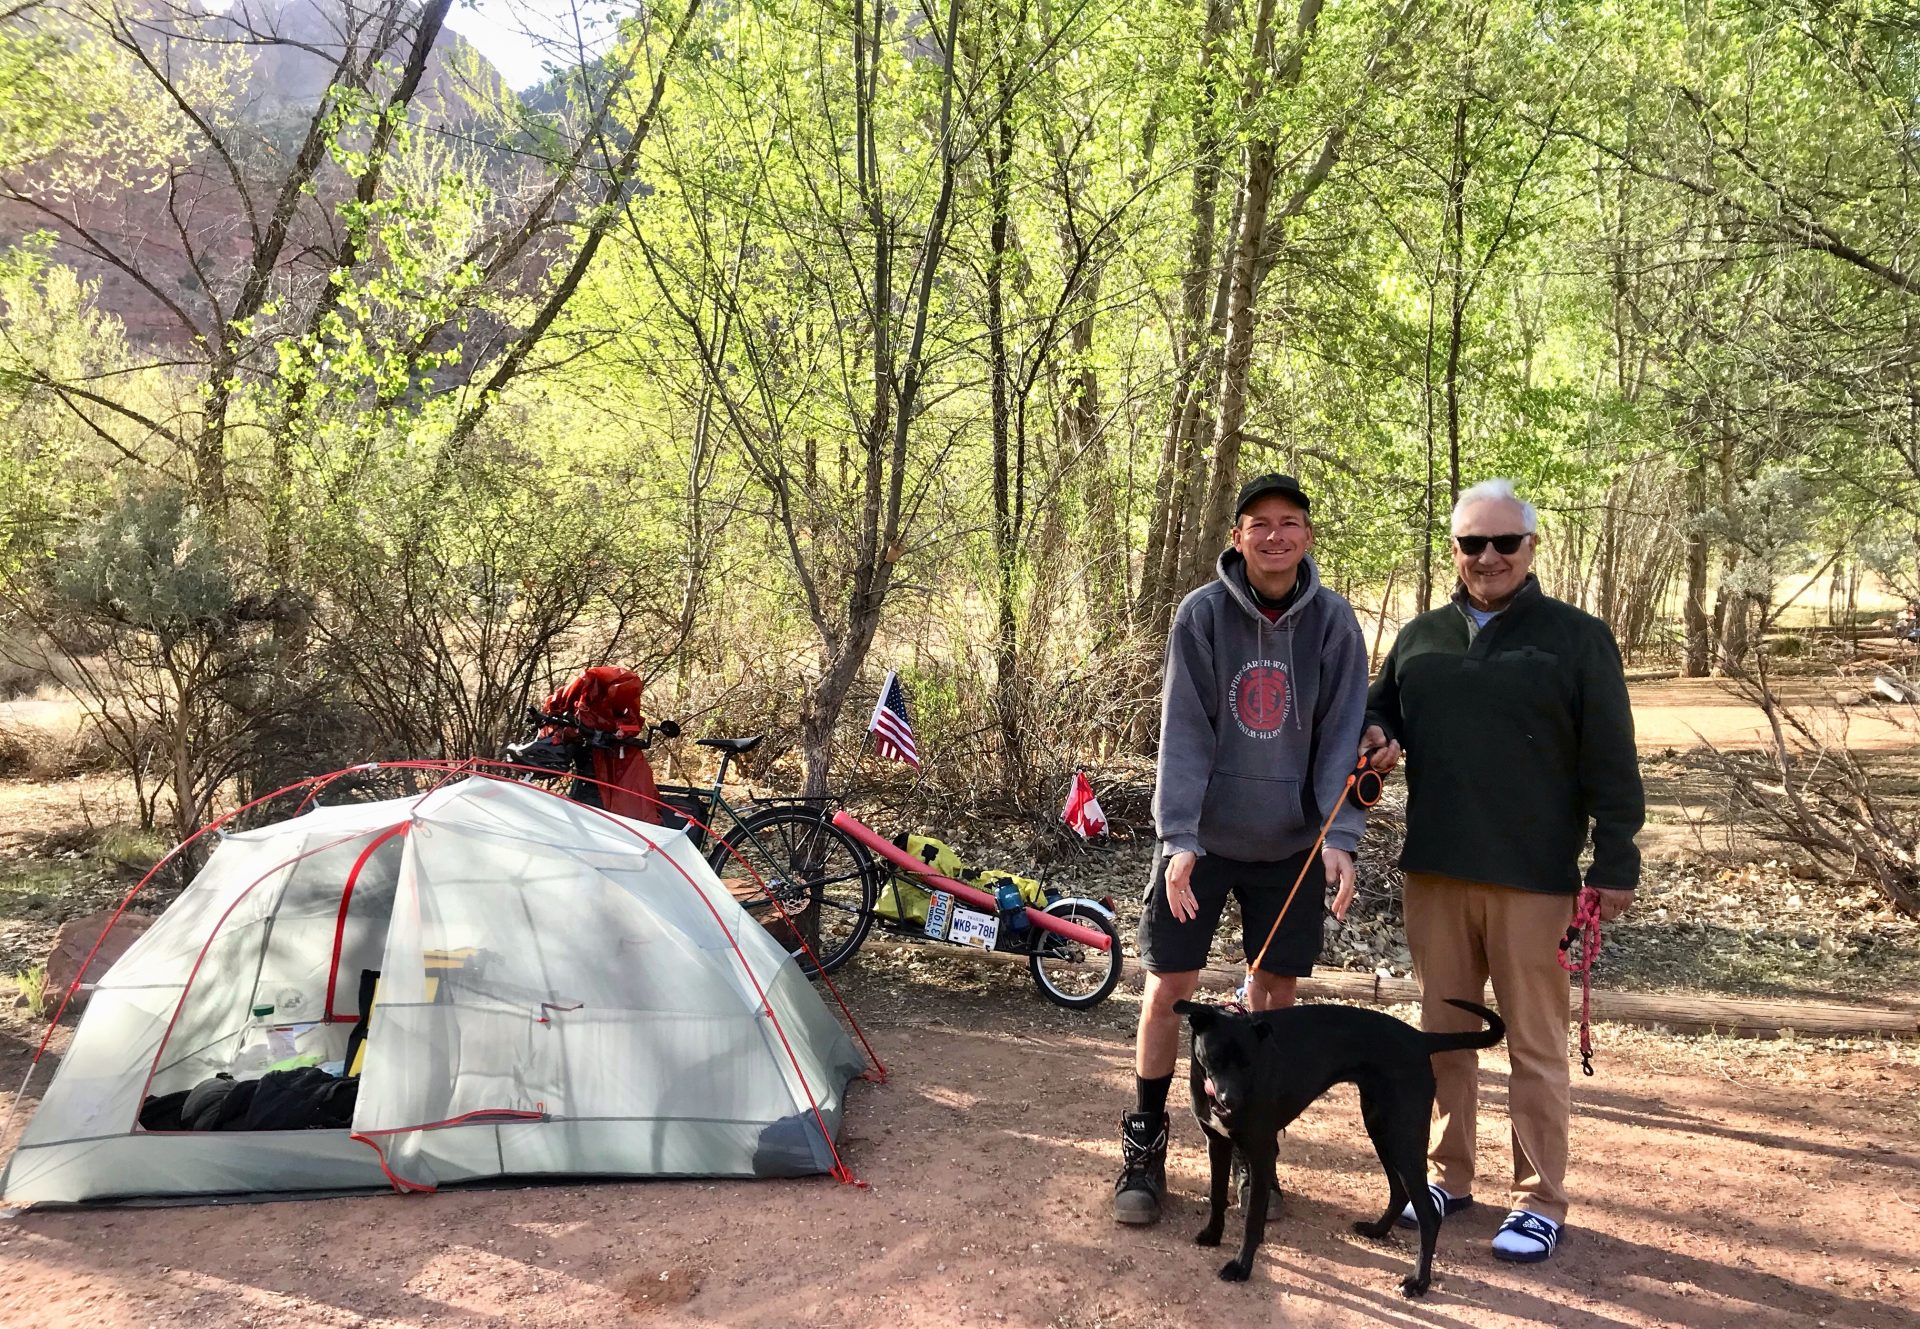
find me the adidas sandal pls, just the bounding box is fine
[1397,1181,1473,1228]
[1491,1209,1562,1263]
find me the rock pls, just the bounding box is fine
[43,910,157,1018]
[1834,690,1867,707]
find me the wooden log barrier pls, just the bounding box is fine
[861,936,1919,1039]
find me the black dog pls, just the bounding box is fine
[1175,998,1505,1297]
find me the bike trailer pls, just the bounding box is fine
[874,832,1048,925]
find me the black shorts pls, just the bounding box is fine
[1136,847,1326,977]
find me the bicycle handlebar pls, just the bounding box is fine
[525,707,681,750]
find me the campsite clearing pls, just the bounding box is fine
[2,977,1918,1328]
[1,674,1918,1324]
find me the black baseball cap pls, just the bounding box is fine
[1235,472,1311,517]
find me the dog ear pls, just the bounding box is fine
[1172,999,1215,1028]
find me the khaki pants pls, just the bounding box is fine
[1403,872,1575,1223]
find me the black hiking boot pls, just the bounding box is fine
[1113,1111,1169,1225]
[1232,1148,1283,1222]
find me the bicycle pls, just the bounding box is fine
[505,712,880,977]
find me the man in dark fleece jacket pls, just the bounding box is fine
[1113,473,1371,1226]
[1362,477,1643,1266]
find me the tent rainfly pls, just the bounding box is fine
[2,777,867,1205]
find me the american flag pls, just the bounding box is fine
[867,671,920,769]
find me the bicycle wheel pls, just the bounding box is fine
[711,806,877,977]
[1028,899,1123,1009]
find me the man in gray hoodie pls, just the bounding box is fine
[1113,473,1372,1225]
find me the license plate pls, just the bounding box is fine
[925,891,955,939]
[947,907,1000,951]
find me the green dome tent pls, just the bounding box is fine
[2,776,868,1205]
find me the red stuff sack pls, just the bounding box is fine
[540,666,661,823]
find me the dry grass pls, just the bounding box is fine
[0,628,88,702]
[0,688,121,780]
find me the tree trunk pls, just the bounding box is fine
[1721,591,1755,672]
[1191,122,1278,578]
[1418,285,1439,611]
[800,616,883,799]
[1443,97,1470,504]
[1181,0,1332,586]
[1596,487,1620,631]
[988,60,1023,793]
[1711,419,1741,677]
[1137,0,1233,631]
[1370,565,1399,672]
[791,0,964,799]
[1682,439,1712,676]
[1153,185,1245,632]
[1845,559,1860,656]
[1063,261,1124,636]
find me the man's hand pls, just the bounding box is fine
[1324,846,1356,920]
[1359,724,1402,773]
[1594,887,1634,922]
[1165,851,1200,922]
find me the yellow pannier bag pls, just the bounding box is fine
[872,833,1046,925]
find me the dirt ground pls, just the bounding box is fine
[2,670,1919,1327]
[1629,673,1915,755]
[2,974,1918,1329]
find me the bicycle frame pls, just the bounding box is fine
[654,744,800,850]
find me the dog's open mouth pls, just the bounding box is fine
[1203,1076,1233,1123]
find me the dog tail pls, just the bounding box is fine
[1420,1000,1505,1054]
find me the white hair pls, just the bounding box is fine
[1451,478,1538,533]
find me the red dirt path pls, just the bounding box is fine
[1629,675,1914,753]
[3,998,1917,1329]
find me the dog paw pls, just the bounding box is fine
[1399,1274,1430,1299]
[1352,1219,1391,1239]
[1193,1225,1222,1248]
[1217,1259,1252,1283]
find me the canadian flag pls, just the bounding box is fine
[1062,769,1109,839]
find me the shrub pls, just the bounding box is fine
[17,485,295,837]
[0,725,28,777]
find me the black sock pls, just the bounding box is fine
[1135,1073,1173,1117]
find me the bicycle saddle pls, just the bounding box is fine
[696,734,764,754]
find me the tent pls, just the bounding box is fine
[1,776,868,1205]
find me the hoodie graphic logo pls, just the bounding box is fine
[1230,661,1291,737]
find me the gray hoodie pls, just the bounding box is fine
[1152,550,1370,862]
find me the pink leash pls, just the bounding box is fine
[1558,886,1602,1076]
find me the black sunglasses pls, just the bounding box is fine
[1454,533,1531,556]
